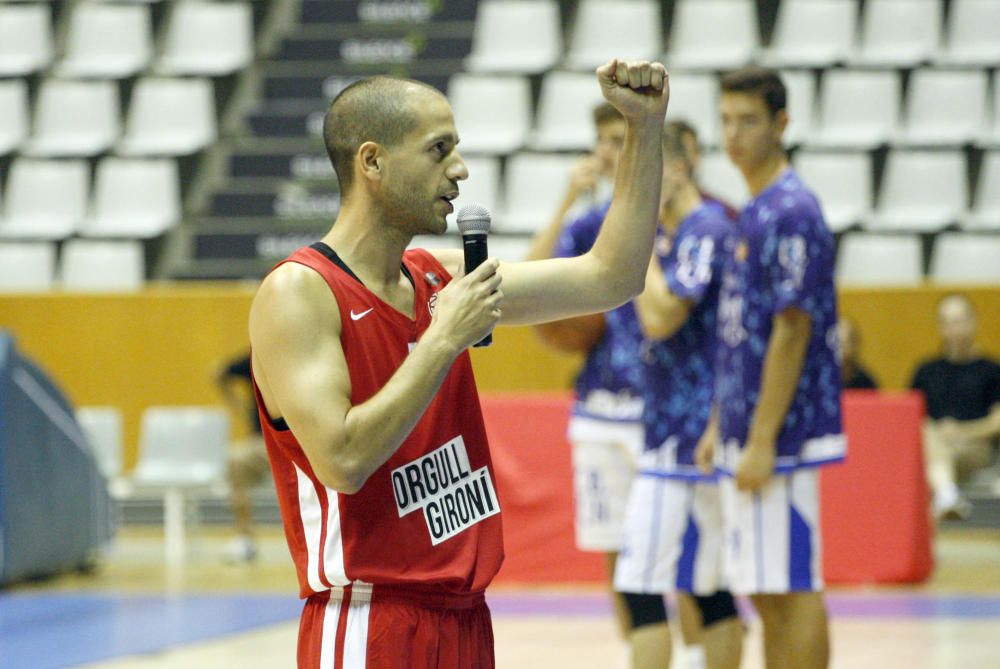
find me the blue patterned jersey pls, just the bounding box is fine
[553,201,644,421]
[640,202,734,479]
[715,170,845,473]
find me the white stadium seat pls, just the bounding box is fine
[0,4,53,76]
[565,0,661,71]
[763,0,858,68]
[0,80,28,156]
[118,77,217,156]
[698,151,750,210]
[451,156,502,232]
[0,158,89,240]
[57,2,152,78]
[531,71,606,151]
[77,406,125,482]
[23,79,120,158]
[447,74,530,155]
[465,0,561,74]
[499,152,582,233]
[852,0,941,67]
[157,1,254,76]
[60,239,145,291]
[667,0,759,70]
[870,150,967,231]
[836,233,923,286]
[965,150,1000,230]
[0,242,56,291]
[929,233,1000,284]
[898,68,988,146]
[781,69,817,146]
[82,158,181,239]
[487,235,534,263]
[937,0,1000,66]
[811,69,901,149]
[793,150,872,232]
[983,71,1000,147]
[665,73,720,148]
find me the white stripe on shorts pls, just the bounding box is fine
[319,587,372,668]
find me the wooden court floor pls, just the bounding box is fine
[4,526,1000,669]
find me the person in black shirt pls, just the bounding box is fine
[838,318,878,390]
[218,352,270,561]
[910,295,1000,520]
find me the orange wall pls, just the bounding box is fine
[0,284,997,468]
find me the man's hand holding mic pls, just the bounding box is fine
[425,259,503,357]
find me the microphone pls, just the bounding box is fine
[456,204,493,348]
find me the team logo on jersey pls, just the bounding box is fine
[391,436,500,545]
[427,293,438,317]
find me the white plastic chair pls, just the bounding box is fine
[870,150,967,231]
[488,235,534,263]
[0,242,56,291]
[77,406,124,482]
[763,0,858,67]
[465,0,561,74]
[0,79,28,155]
[499,152,582,233]
[0,158,89,240]
[781,69,817,146]
[82,158,180,238]
[698,151,750,210]
[157,1,253,76]
[451,155,502,231]
[928,233,1000,284]
[447,74,530,155]
[982,70,1000,147]
[133,406,230,562]
[852,0,941,67]
[667,0,759,70]
[531,71,606,151]
[565,0,661,71]
[936,0,1000,66]
[23,79,120,157]
[793,150,871,232]
[56,2,152,78]
[665,73,720,148]
[811,69,900,148]
[898,68,988,146]
[60,239,144,291]
[0,4,53,75]
[965,150,1000,230]
[118,77,217,156]
[836,233,923,286]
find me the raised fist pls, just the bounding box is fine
[596,59,669,123]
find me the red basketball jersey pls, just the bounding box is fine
[254,243,504,599]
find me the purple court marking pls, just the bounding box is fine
[485,592,1000,619]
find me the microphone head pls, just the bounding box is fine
[456,204,491,235]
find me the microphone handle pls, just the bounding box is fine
[462,233,492,348]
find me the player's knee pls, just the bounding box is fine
[620,592,668,630]
[694,591,739,628]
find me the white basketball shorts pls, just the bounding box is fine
[719,467,824,595]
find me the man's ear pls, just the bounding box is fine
[773,109,789,140]
[357,141,382,183]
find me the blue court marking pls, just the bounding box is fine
[0,592,302,669]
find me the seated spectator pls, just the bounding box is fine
[910,294,1000,520]
[838,317,879,389]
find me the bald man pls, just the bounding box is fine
[249,60,670,668]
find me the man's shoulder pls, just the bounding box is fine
[689,202,735,238]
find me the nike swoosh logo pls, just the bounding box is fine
[350,308,374,321]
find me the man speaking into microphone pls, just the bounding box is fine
[248,58,669,669]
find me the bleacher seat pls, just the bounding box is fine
[897,68,988,146]
[667,0,758,70]
[929,233,1000,283]
[489,235,533,263]
[451,156,502,230]
[447,74,530,155]
[936,0,1000,66]
[531,71,606,151]
[157,1,253,76]
[465,0,561,75]
[836,233,923,286]
[665,73,719,148]
[852,0,941,67]
[781,69,817,146]
[698,151,750,210]
[60,239,144,291]
[77,406,124,483]
[869,150,967,231]
[56,2,152,78]
[0,80,28,156]
[565,0,661,71]
[0,242,56,291]
[763,0,858,68]
[793,150,872,232]
[0,158,89,240]
[117,77,217,156]
[984,71,1000,147]
[965,150,1000,230]
[81,158,181,239]
[0,3,53,76]
[499,152,581,233]
[23,79,120,157]
[811,69,900,149]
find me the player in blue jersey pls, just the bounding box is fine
[697,67,844,669]
[614,122,743,669]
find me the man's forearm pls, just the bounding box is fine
[748,311,812,443]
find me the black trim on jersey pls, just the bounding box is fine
[270,417,290,432]
[310,241,415,289]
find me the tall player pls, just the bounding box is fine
[614,122,742,669]
[697,67,844,669]
[248,60,669,668]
